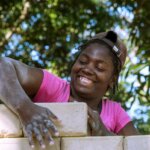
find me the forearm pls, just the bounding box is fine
[0,57,32,115]
[97,121,115,136]
[88,108,116,136]
[0,58,60,148]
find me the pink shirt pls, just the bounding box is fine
[33,70,131,134]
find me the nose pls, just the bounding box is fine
[81,63,94,75]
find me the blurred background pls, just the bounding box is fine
[0,0,149,134]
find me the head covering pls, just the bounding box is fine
[87,31,127,67]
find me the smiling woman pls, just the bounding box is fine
[0,31,139,149]
[71,43,115,101]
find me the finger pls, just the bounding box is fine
[46,109,58,119]
[87,106,95,119]
[32,121,46,148]
[44,120,59,136]
[25,124,35,148]
[32,121,39,128]
[88,115,96,129]
[44,109,62,126]
[28,135,35,149]
[47,134,55,145]
[42,127,55,145]
[88,106,99,119]
[33,127,45,149]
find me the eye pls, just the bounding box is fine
[79,60,87,64]
[96,66,105,72]
[96,68,104,72]
[78,58,88,65]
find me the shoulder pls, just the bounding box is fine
[102,98,130,120]
[102,98,132,134]
[103,99,121,108]
[102,98,125,115]
[43,70,68,84]
[33,69,70,102]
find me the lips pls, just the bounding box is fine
[77,76,94,86]
[80,76,92,84]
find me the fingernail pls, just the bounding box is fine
[55,132,59,136]
[73,100,78,103]
[31,145,35,149]
[41,144,46,149]
[49,141,54,145]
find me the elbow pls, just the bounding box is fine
[0,57,16,70]
[0,57,12,65]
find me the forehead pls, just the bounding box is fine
[79,43,113,63]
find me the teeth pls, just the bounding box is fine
[80,77,92,84]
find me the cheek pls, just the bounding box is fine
[71,64,78,78]
[97,72,113,84]
[71,62,80,73]
[71,65,76,75]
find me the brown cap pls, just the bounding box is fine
[88,31,127,67]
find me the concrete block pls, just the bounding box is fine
[124,135,150,150]
[0,103,88,137]
[61,136,123,150]
[0,105,22,138]
[0,138,60,150]
[38,103,88,136]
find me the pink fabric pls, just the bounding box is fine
[33,70,70,103]
[33,70,131,134]
[100,99,131,133]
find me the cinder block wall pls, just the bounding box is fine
[0,103,148,150]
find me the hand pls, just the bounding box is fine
[88,106,114,136]
[17,103,61,149]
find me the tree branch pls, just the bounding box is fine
[0,0,30,49]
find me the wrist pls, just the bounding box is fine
[14,98,33,115]
[98,127,115,136]
[97,121,115,136]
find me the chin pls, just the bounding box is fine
[75,86,94,97]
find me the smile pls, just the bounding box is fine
[79,76,93,86]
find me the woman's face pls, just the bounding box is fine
[71,43,115,99]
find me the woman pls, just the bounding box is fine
[0,31,138,148]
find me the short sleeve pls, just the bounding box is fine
[114,103,131,133]
[33,70,70,103]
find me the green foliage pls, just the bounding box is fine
[0,0,149,134]
[133,108,150,134]
[106,0,150,134]
[0,0,119,76]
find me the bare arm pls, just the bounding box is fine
[0,57,60,148]
[118,121,139,135]
[88,107,139,136]
[12,58,43,99]
[0,57,43,111]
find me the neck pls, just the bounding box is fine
[70,90,103,111]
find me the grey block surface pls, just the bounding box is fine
[124,135,150,150]
[61,136,123,150]
[0,138,60,150]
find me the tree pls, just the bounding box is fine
[0,0,149,134]
[104,0,150,133]
[0,0,119,76]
